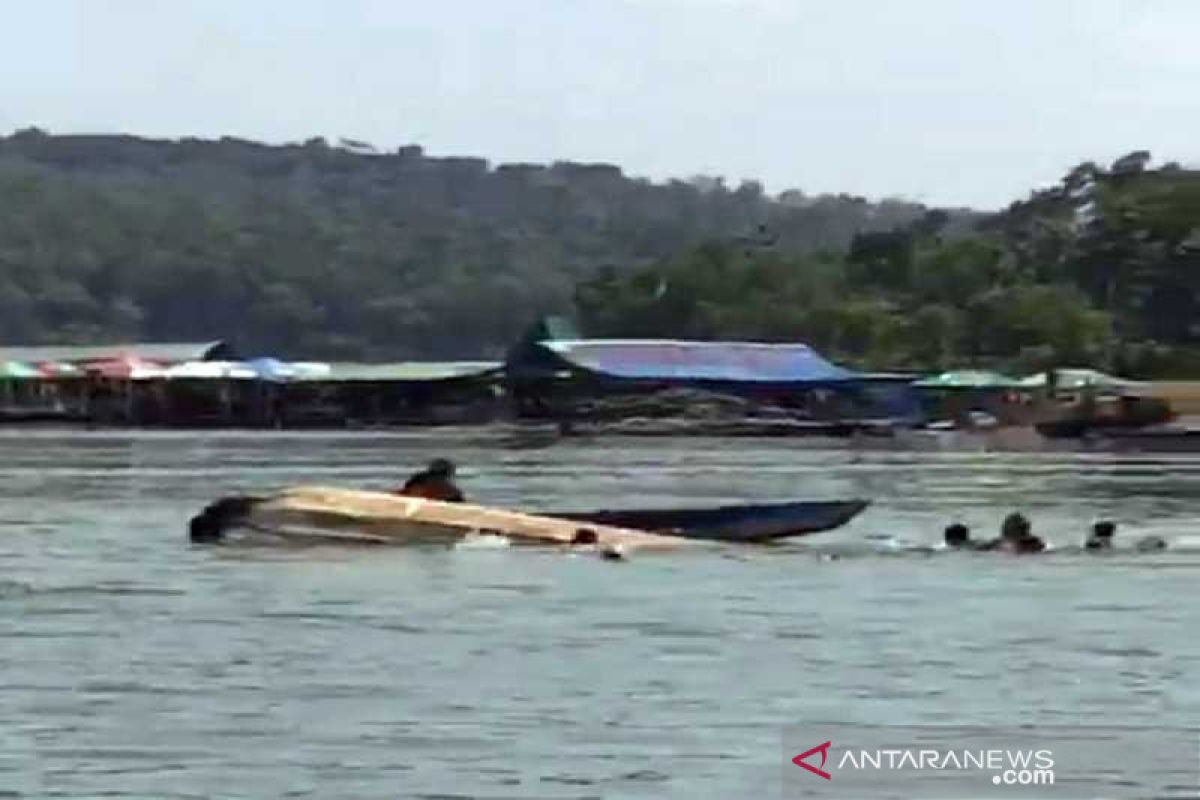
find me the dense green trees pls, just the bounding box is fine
[578,155,1200,377]
[0,130,927,359]
[1,132,1197,376]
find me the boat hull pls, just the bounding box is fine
[190,488,868,546]
[190,486,687,550]
[552,499,869,542]
[1089,426,1200,452]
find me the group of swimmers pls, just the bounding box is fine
[943,514,1167,553]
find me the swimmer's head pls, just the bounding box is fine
[944,523,971,547]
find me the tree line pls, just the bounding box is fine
[2,131,1196,376]
[0,129,928,360]
[577,152,1200,377]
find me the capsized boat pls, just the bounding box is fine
[551,499,869,542]
[190,486,868,546]
[189,486,687,551]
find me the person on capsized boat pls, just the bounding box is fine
[995,512,1045,553]
[396,458,464,502]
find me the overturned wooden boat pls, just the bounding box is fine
[189,486,687,551]
[551,499,869,542]
[191,486,869,547]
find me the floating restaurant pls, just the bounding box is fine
[0,325,1170,433]
[504,317,921,428]
[0,340,503,427]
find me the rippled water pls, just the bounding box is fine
[1,430,1198,798]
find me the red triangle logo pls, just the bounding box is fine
[792,740,832,780]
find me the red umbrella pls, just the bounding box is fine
[85,356,165,380]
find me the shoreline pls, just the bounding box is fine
[3,422,1200,454]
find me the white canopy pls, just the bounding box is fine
[163,361,260,380]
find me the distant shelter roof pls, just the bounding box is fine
[37,362,84,378]
[914,370,1023,389]
[294,361,502,383]
[87,356,168,380]
[531,339,858,384]
[163,361,261,380]
[1018,368,1144,392]
[0,341,233,365]
[0,361,39,379]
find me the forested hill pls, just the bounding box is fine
[578,152,1200,377]
[0,129,932,359]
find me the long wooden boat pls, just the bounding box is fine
[1035,418,1200,451]
[551,499,869,542]
[190,487,867,546]
[189,486,687,551]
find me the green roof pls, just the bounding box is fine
[293,361,502,383]
[0,361,39,379]
[914,370,1021,389]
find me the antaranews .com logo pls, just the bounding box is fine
[781,724,1199,798]
[792,740,1054,787]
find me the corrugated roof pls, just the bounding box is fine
[163,361,262,380]
[293,362,502,383]
[0,341,232,364]
[539,340,857,383]
[1018,368,1143,391]
[914,370,1022,389]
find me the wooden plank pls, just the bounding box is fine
[250,486,690,551]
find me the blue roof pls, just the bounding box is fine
[540,339,858,383]
[243,357,295,382]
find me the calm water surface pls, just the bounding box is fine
[1,431,1198,798]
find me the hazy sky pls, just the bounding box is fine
[3,0,1196,208]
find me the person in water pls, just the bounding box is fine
[1135,534,1168,552]
[944,522,1007,551]
[1084,520,1116,551]
[1084,520,1168,553]
[944,523,975,548]
[996,512,1046,553]
[396,458,464,502]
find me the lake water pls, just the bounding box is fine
[1,431,1198,798]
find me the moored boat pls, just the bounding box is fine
[1085,424,1200,452]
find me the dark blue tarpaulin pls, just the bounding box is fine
[538,339,858,384]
